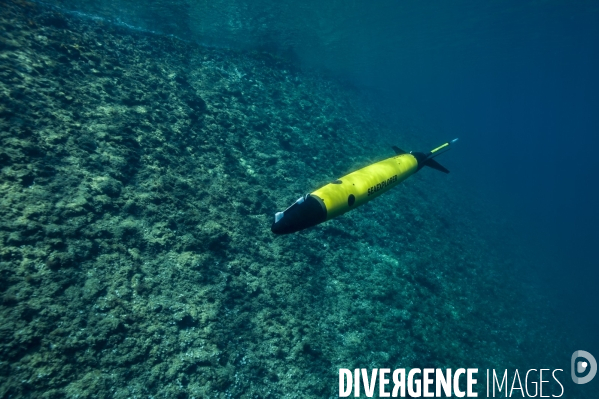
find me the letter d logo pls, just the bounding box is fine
[571,350,597,384]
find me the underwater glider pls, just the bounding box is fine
[271,138,458,234]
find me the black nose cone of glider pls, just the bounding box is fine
[271,218,295,235]
[271,195,327,235]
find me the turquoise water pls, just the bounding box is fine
[1,1,597,397]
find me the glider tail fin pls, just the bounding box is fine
[424,158,450,174]
[424,138,458,174]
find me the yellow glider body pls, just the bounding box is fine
[311,153,418,221]
[271,139,457,234]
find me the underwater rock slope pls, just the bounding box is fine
[0,1,566,398]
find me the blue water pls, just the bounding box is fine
[371,2,599,355]
[310,0,599,354]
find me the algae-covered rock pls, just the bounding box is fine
[92,176,122,197]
